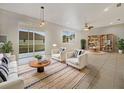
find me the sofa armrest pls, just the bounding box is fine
[9,55,16,62]
[78,53,88,66]
[66,52,73,59]
[0,79,24,89]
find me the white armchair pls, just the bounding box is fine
[51,47,66,62]
[66,50,87,70]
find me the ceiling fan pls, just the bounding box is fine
[83,23,94,31]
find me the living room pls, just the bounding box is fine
[0,2,124,90]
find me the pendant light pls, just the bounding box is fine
[40,6,45,27]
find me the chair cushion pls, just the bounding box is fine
[52,54,60,59]
[67,58,79,65]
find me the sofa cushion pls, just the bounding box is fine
[7,73,18,81]
[9,67,17,74]
[8,61,17,69]
[67,58,79,65]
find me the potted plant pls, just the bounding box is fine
[1,41,13,57]
[34,55,42,63]
[117,38,124,54]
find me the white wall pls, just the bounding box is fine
[0,9,82,59]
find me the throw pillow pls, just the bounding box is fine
[78,50,82,55]
[2,63,9,71]
[1,56,9,64]
[0,66,8,81]
[73,50,78,57]
[0,65,9,76]
[59,48,62,54]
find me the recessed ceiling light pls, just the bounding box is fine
[110,22,113,24]
[117,18,121,22]
[104,7,109,12]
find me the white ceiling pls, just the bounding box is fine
[0,3,124,31]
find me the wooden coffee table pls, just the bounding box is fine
[29,60,51,73]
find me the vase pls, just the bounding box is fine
[38,59,41,64]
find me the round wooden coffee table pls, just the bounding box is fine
[29,60,51,73]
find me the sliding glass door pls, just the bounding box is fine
[29,32,33,53]
[19,30,45,58]
[35,33,45,52]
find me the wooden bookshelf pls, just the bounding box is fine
[88,34,115,52]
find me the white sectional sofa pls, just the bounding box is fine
[0,55,24,89]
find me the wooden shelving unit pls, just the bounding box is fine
[88,34,115,52]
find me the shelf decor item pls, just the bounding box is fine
[34,55,43,63]
[117,38,124,54]
[1,41,13,57]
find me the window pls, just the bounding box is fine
[19,30,45,55]
[63,31,75,43]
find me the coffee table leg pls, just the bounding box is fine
[37,67,44,72]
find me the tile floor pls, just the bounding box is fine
[83,53,124,89]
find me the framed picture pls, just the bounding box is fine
[62,31,75,43]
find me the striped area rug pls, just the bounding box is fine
[18,59,89,89]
